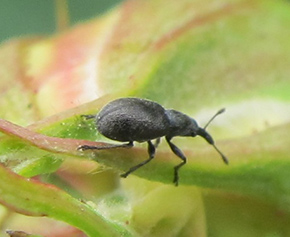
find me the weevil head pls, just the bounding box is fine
[165,108,228,164]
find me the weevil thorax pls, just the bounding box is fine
[165,109,216,145]
[165,109,200,137]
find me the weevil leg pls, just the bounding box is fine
[154,138,161,148]
[120,140,155,178]
[165,136,187,186]
[78,141,133,151]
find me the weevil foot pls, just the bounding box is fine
[77,145,97,151]
[120,172,130,178]
[173,175,179,186]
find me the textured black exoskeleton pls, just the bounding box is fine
[79,97,228,186]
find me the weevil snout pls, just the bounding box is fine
[197,127,229,165]
[197,128,214,145]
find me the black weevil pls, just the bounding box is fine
[79,97,228,186]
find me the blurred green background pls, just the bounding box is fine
[0,0,123,43]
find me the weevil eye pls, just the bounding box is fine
[191,131,197,137]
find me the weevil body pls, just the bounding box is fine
[97,98,170,142]
[79,97,228,186]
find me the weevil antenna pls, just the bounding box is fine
[204,108,225,130]
[213,144,229,164]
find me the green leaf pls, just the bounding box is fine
[0,163,133,236]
